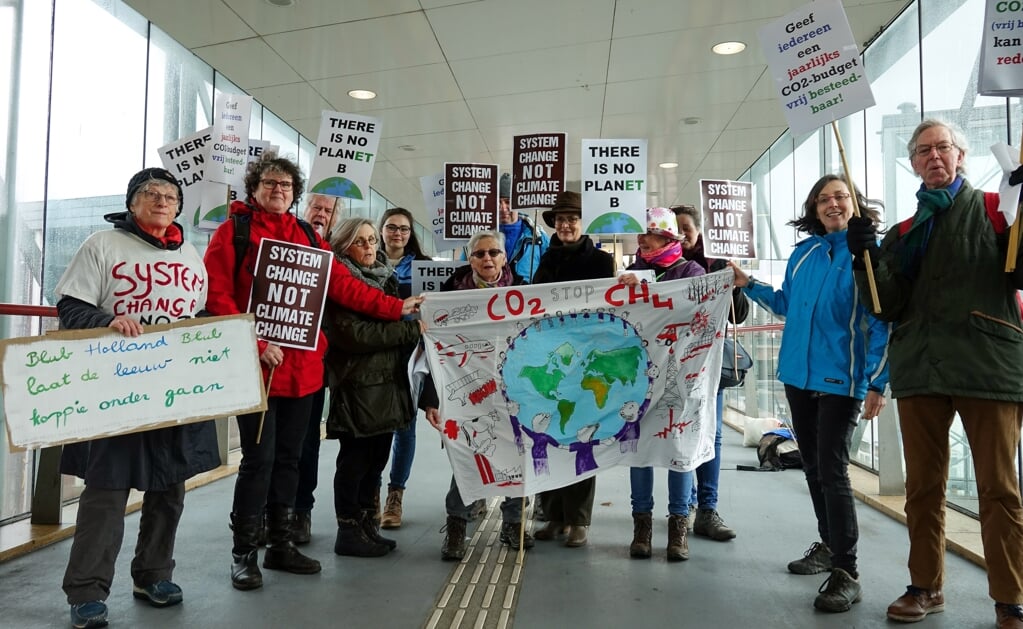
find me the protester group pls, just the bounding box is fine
[53,118,1023,629]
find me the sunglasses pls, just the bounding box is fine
[470,249,504,259]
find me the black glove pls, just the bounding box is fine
[846,215,879,269]
[1010,165,1023,187]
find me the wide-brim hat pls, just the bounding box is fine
[541,190,582,228]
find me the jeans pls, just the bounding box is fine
[388,421,416,490]
[785,384,861,575]
[689,388,725,509]
[444,477,524,523]
[630,467,691,516]
[295,386,326,513]
[333,431,393,519]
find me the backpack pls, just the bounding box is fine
[232,211,319,280]
[720,337,753,388]
[756,431,803,471]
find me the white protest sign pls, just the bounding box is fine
[699,179,757,259]
[207,93,253,187]
[422,173,466,252]
[158,127,212,230]
[248,239,333,351]
[512,133,566,210]
[307,111,381,200]
[581,139,646,235]
[979,0,1023,95]
[412,260,463,295]
[196,139,274,232]
[758,0,874,136]
[0,315,266,451]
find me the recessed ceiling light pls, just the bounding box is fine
[682,116,701,126]
[398,145,416,152]
[712,41,746,55]
[266,0,294,6]
[348,89,377,100]
[658,162,678,169]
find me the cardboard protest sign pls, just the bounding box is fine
[248,239,332,350]
[207,93,252,187]
[419,270,734,501]
[307,111,381,200]
[444,163,498,240]
[158,127,213,231]
[980,0,1023,95]
[512,133,566,210]
[422,173,466,252]
[411,260,463,295]
[0,315,266,451]
[699,179,757,259]
[758,0,874,136]
[581,139,647,235]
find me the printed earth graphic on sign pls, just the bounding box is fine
[311,176,364,200]
[585,212,644,234]
[501,312,650,445]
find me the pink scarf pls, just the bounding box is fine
[638,240,684,267]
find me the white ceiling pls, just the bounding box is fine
[123,0,911,226]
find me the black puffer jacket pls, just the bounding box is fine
[531,235,616,283]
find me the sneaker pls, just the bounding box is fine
[692,508,736,541]
[499,522,535,550]
[886,586,945,622]
[132,580,183,607]
[787,541,833,575]
[814,568,862,613]
[70,601,108,629]
[995,602,1023,629]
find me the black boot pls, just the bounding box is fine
[361,510,396,551]
[293,511,312,545]
[262,505,321,574]
[334,516,389,557]
[441,516,468,561]
[230,513,263,590]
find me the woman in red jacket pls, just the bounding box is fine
[203,153,422,591]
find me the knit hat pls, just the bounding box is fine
[499,173,511,198]
[645,207,680,240]
[541,190,582,228]
[126,167,184,216]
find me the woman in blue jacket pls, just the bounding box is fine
[731,174,890,614]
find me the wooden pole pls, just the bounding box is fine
[1005,136,1023,272]
[256,366,275,444]
[831,121,881,314]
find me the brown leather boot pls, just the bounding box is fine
[534,520,567,541]
[441,516,468,561]
[381,487,404,529]
[629,513,652,558]
[886,586,944,622]
[565,525,588,548]
[666,514,689,561]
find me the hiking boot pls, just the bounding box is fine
[787,541,833,575]
[996,602,1023,629]
[132,580,183,607]
[534,520,567,541]
[361,510,396,551]
[263,506,322,573]
[469,498,488,521]
[565,525,588,548]
[334,516,389,557]
[441,516,468,561]
[814,568,862,613]
[629,512,652,558]
[685,506,696,532]
[70,601,108,629]
[293,510,312,545]
[886,586,945,622]
[693,508,736,541]
[381,487,404,529]
[499,521,534,550]
[666,514,690,561]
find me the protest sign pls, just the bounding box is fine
[0,315,266,451]
[699,179,757,259]
[581,139,646,234]
[422,173,466,252]
[206,93,252,188]
[411,260,462,295]
[419,270,734,501]
[758,0,874,136]
[158,127,212,230]
[307,111,382,200]
[512,133,566,210]
[248,239,332,350]
[980,0,1023,96]
[195,139,272,232]
[444,163,498,239]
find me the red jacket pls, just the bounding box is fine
[204,200,404,398]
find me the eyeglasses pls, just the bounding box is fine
[554,215,580,225]
[913,142,957,158]
[351,236,378,248]
[384,224,411,234]
[141,189,179,205]
[470,249,504,259]
[816,193,851,205]
[260,178,293,191]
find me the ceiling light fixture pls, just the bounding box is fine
[658,162,678,169]
[712,41,746,55]
[348,89,377,100]
[265,0,294,6]
[398,145,416,152]
[682,116,701,125]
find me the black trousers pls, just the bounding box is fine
[539,477,596,526]
[333,431,393,519]
[233,394,314,516]
[295,387,327,513]
[63,483,185,604]
[785,384,862,575]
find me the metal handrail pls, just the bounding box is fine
[0,303,57,318]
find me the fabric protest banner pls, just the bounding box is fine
[979,0,1023,96]
[411,260,462,295]
[248,239,332,350]
[422,173,466,252]
[420,270,734,502]
[0,315,266,451]
[699,179,757,259]
[512,133,566,210]
[307,111,382,201]
[207,93,252,188]
[758,0,874,136]
[444,163,499,239]
[581,139,646,235]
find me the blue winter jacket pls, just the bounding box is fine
[743,230,890,400]
[505,215,550,283]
